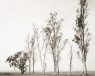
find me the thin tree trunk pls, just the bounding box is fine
[58,66,59,75]
[43,49,47,75]
[70,58,72,76]
[43,68,45,74]
[33,51,34,74]
[70,53,73,76]
[84,61,87,76]
[29,61,30,74]
[53,54,58,75]
[82,54,87,76]
[29,55,31,74]
[33,61,34,74]
[57,61,59,75]
[69,44,73,76]
[55,59,59,75]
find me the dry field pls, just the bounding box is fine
[0,72,95,76]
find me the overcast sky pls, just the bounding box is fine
[0,0,95,72]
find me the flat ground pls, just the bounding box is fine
[0,71,95,76]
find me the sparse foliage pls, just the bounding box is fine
[35,26,47,74]
[44,12,68,74]
[25,25,37,74]
[26,35,32,74]
[31,24,37,74]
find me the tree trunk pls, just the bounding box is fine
[29,55,31,74]
[54,60,56,75]
[55,60,59,75]
[84,61,87,75]
[43,51,46,75]
[70,55,72,76]
[58,65,59,75]
[70,59,72,76]
[82,61,87,76]
[29,61,30,74]
[33,60,34,74]
[82,56,87,76]
[43,62,46,74]
[21,69,24,74]
[43,69,45,75]
[33,51,34,74]
[57,62,59,75]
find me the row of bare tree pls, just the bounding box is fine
[6,0,91,76]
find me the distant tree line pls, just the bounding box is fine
[6,0,91,76]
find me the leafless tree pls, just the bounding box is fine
[41,41,48,75]
[25,25,36,74]
[26,35,31,74]
[30,35,36,74]
[68,42,75,76]
[43,12,68,75]
[33,25,47,74]
[31,25,37,74]
[73,0,91,76]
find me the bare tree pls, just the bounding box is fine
[26,35,31,74]
[68,42,75,76]
[31,25,37,74]
[25,25,36,74]
[35,27,47,74]
[41,38,48,74]
[43,12,68,75]
[73,0,91,76]
[41,41,48,75]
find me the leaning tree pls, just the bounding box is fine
[73,0,91,76]
[44,12,68,75]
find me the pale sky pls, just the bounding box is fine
[0,0,95,72]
